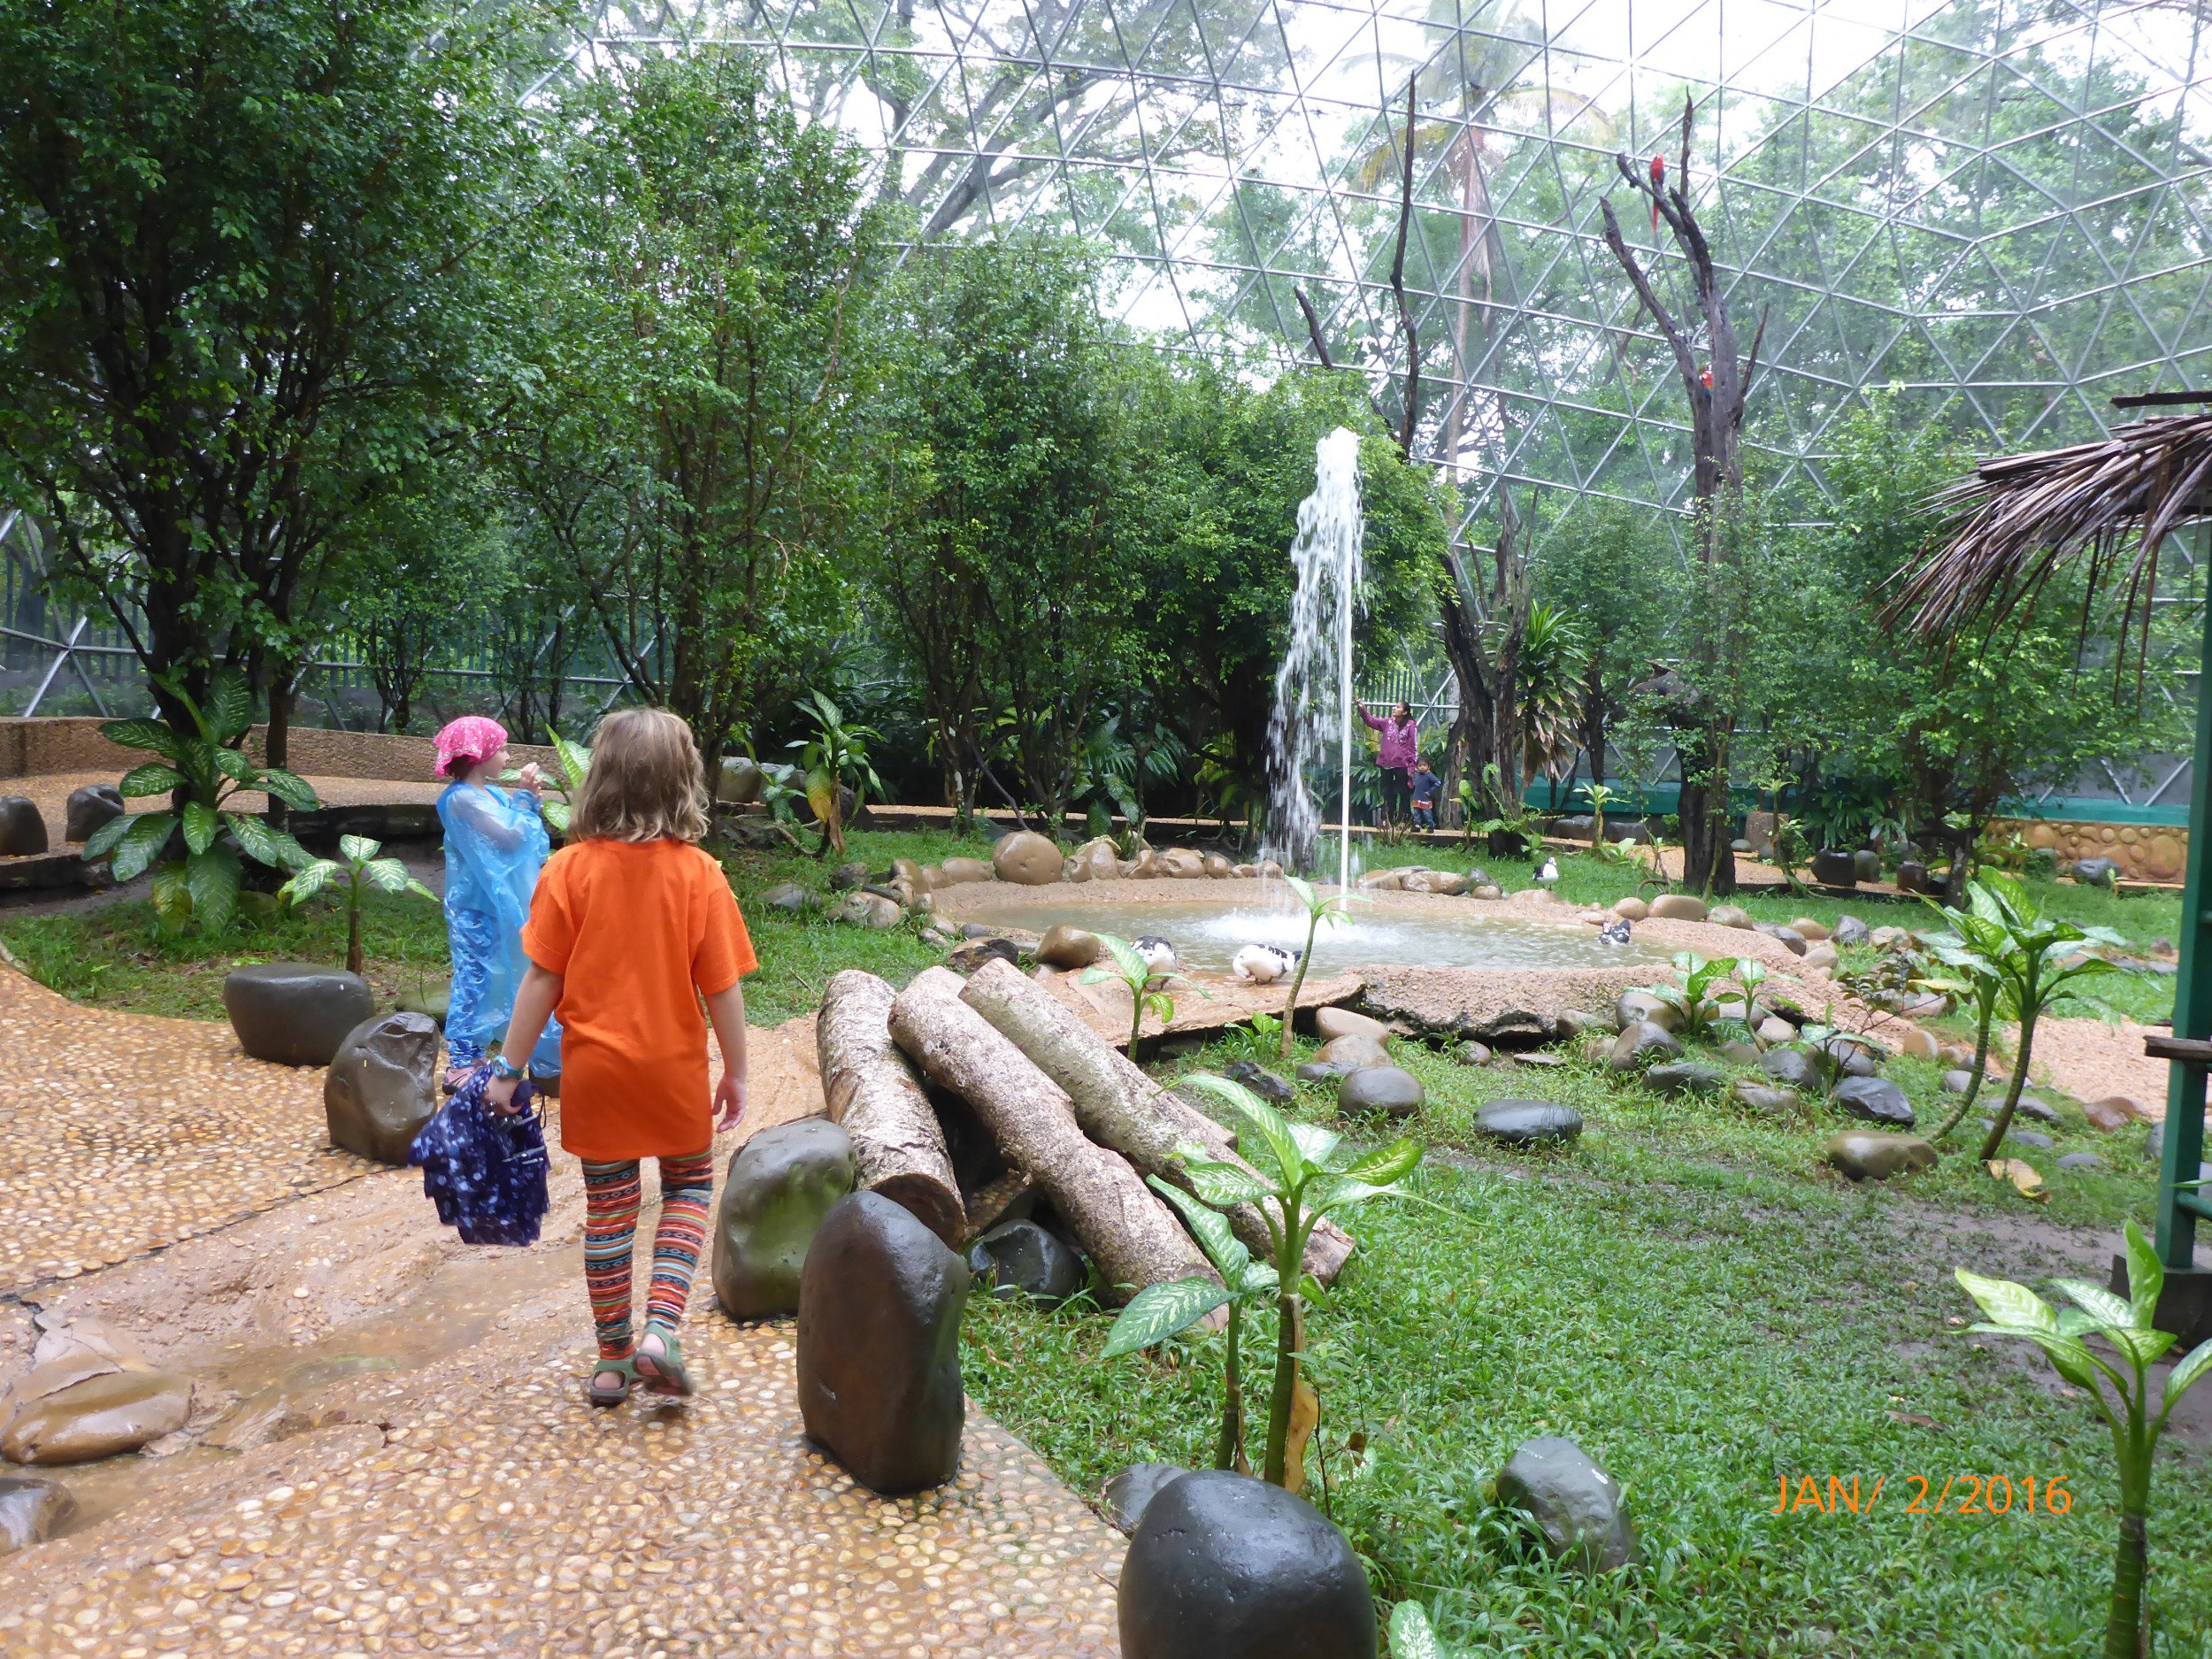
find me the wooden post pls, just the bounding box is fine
[2154,601,2212,1268]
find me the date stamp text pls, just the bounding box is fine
[1770,1474,2073,1516]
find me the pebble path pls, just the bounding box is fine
[0,971,369,1296]
[0,969,1127,1656]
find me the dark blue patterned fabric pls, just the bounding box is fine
[409,1067,551,1247]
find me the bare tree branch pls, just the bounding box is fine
[1388,77,1421,458]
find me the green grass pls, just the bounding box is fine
[964,1037,2212,1655]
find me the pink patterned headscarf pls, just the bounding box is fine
[434,716,509,780]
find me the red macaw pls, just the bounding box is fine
[1650,154,1665,233]
[1700,365,1713,390]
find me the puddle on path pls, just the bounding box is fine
[35,1247,565,1533]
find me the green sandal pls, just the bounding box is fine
[587,1356,636,1408]
[634,1328,694,1398]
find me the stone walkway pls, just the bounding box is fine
[0,970,1126,1657]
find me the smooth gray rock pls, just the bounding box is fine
[1609,1021,1682,1071]
[1754,922,1809,956]
[0,796,48,856]
[1296,1061,1355,1083]
[324,1011,439,1164]
[761,881,814,913]
[2056,1152,2104,1171]
[2013,1094,2058,1124]
[0,1476,76,1554]
[715,1119,856,1319]
[968,1219,1083,1304]
[1103,1463,1189,1537]
[2072,856,2120,888]
[1494,1437,1638,1572]
[1825,1132,1937,1180]
[829,860,871,889]
[223,963,376,1067]
[1941,1068,1977,1094]
[1452,1041,1493,1066]
[1224,1061,1295,1104]
[1831,915,1870,947]
[2008,1129,2055,1149]
[1718,1039,1763,1067]
[1645,1062,1726,1099]
[63,785,124,844]
[1338,1065,1425,1120]
[1761,1048,1822,1091]
[395,979,450,1028]
[1614,991,1681,1033]
[1826,1038,1880,1079]
[1832,1074,1916,1127]
[1732,1081,1801,1118]
[1120,1471,1376,1659]
[1853,849,1882,882]
[1475,1100,1583,1147]
[797,1192,968,1494]
[1810,849,1859,887]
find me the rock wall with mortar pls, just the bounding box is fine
[0,718,555,782]
[2002,818,2186,882]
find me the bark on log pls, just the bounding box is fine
[889,967,1215,1302]
[958,958,1354,1284]
[816,970,964,1248]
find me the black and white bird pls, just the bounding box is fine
[1134,936,1178,974]
[1535,856,1560,887]
[1598,917,1633,947]
[1231,943,1300,984]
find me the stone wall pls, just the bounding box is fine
[0,718,555,782]
[2004,818,2186,882]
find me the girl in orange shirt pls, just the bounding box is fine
[486,709,754,1405]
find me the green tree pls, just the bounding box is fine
[0,0,526,763]
[489,50,886,769]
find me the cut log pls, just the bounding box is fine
[959,958,1354,1284]
[889,967,1215,1302]
[816,970,964,1248]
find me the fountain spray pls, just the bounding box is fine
[1264,426,1364,885]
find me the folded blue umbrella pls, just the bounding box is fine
[409,1066,550,1247]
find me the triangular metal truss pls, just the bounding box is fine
[566,0,2212,572]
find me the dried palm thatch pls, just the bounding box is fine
[1887,411,2212,689]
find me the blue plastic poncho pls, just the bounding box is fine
[438,781,562,1074]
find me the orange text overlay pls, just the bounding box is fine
[1770,1474,2074,1517]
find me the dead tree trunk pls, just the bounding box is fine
[888,968,1215,1302]
[816,970,965,1248]
[957,959,1353,1283]
[1596,93,1768,896]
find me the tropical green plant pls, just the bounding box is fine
[1081,933,1185,1055]
[787,691,885,859]
[1632,951,1742,1041]
[1389,1601,1448,1658]
[1956,1221,2212,1659]
[1275,874,1364,1058]
[1106,1072,1421,1487]
[1955,873,2125,1163]
[1918,888,2012,1140]
[1459,760,1540,855]
[500,733,591,836]
[1102,1176,1280,1472]
[1581,780,1628,862]
[279,834,439,977]
[82,672,318,935]
[1219,1012,1284,1064]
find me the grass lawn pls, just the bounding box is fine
[7,824,2204,1651]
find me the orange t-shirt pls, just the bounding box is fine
[519,838,757,1161]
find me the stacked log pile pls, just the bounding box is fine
[818,959,1353,1304]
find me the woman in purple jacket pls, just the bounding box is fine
[1361,702,1420,831]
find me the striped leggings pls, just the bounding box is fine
[580,1152,716,1362]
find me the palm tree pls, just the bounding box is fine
[1517,602,1588,793]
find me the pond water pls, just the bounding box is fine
[949,895,1665,974]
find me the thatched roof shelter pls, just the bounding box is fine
[1888,405,2212,674]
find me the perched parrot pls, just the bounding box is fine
[1649,154,1665,233]
[1700,365,1714,390]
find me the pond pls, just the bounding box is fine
[947,893,1666,975]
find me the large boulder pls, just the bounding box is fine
[1825,1132,1936,1181]
[1830,914,1870,947]
[0,1476,76,1555]
[993,832,1064,886]
[1036,923,1101,970]
[1832,1075,1916,1127]
[1475,1100,1582,1147]
[796,1191,968,1494]
[0,797,47,857]
[2072,856,2120,888]
[1610,896,1650,922]
[967,1219,1084,1304]
[937,856,995,887]
[1609,1021,1682,1071]
[714,1119,856,1320]
[1853,849,1882,883]
[64,785,125,845]
[324,1012,439,1164]
[1810,850,1858,887]
[1119,1471,1375,1659]
[714,757,765,804]
[0,1371,193,1464]
[1161,848,1207,879]
[1761,1048,1822,1092]
[1647,893,1707,922]
[1615,990,1680,1033]
[223,964,376,1067]
[1338,1066,1424,1120]
[1494,1437,1638,1571]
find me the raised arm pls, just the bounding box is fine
[1358,706,1387,733]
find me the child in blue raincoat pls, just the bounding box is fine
[434,717,562,1090]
